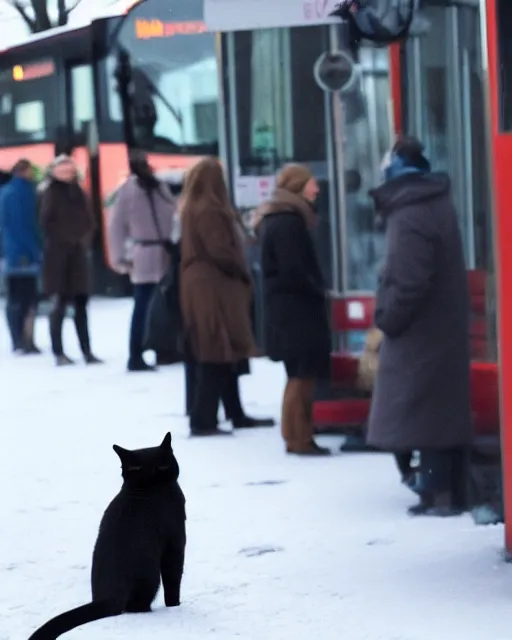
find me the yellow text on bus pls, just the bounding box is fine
[134,19,207,40]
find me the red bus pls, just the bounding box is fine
[0,0,218,294]
[310,0,510,553]
[481,0,512,555]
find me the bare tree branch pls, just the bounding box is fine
[65,0,82,12]
[31,0,52,30]
[7,0,37,31]
[2,0,84,32]
[56,0,66,24]
[57,0,82,25]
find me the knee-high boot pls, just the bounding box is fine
[286,379,331,456]
[281,379,299,451]
[74,298,102,364]
[49,298,66,358]
[294,379,315,450]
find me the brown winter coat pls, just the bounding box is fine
[180,203,254,363]
[40,178,96,297]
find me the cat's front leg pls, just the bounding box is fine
[161,542,185,607]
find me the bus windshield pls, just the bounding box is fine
[108,0,219,155]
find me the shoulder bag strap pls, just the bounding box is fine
[146,187,174,256]
[146,188,164,242]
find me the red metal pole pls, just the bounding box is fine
[484,0,512,556]
[388,44,403,136]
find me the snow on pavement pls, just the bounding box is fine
[0,299,510,640]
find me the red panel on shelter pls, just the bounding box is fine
[331,296,375,333]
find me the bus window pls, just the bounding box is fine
[70,64,95,134]
[0,58,59,146]
[104,0,219,155]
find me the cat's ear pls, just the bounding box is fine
[160,432,172,449]
[113,444,130,461]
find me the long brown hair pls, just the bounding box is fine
[180,157,232,218]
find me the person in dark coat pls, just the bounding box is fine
[366,137,471,516]
[254,164,331,456]
[40,155,102,366]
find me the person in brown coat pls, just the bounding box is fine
[40,155,102,366]
[180,158,255,436]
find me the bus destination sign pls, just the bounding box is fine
[12,61,55,82]
[134,19,207,39]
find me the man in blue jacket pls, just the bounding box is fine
[0,159,42,353]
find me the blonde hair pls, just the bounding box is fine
[276,163,313,195]
[180,157,232,218]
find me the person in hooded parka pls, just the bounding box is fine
[367,137,471,517]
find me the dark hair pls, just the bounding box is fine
[11,159,32,176]
[128,149,159,190]
[392,136,431,172]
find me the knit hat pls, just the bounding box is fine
[391,136,430,172]
[381,136,431,182]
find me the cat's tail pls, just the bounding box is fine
[28,600,122,639]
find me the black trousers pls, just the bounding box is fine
[188,362,244,433]
[419,447,469,510]
[129,283,155,363]
[49,294,91,357]
[394,452,414,478]
[5,274,39,350]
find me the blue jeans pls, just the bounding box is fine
[129,283,156,363]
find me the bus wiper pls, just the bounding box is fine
[135,68,183,130]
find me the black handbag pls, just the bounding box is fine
[142,189,183,361]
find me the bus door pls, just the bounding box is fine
[64,57,109,292]
[62,59,96,188]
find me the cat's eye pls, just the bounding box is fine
[158,465,171,471]
[127,465,143,471]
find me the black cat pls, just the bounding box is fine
[29,432,186,639]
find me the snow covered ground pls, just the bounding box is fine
[0,298,510,640]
